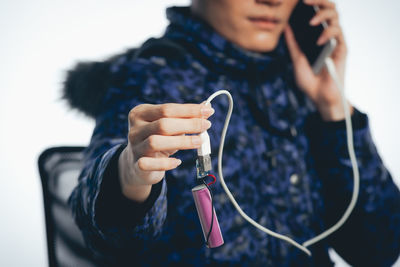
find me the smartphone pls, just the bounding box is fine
[289,2,336,74]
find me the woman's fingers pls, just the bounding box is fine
[136,156,182,172]
[152,117,212,135]
[124,102,215,188]
[131,103,215,122]
[303,0,346,53]
[134,135,203,157]
[309,8,338,26]
[317,25,342,46]
[131,117,211,143]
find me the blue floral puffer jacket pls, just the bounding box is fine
[66,6,400,267]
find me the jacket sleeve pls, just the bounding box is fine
[307,108,400,266]
[68,58,169,263]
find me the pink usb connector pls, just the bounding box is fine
[192,184,224,248]
[192,123,224,248]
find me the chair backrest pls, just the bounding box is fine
[38,146,96,267]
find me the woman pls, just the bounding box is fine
[66,0,400,265]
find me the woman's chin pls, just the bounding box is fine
[235,34,280,53]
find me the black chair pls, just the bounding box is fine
[38,146,96,267]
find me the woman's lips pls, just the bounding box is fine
[248,16,280,30]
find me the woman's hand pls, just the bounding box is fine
[118,103,214,202]
[284,0,352,121]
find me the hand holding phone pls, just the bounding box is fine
[285,0,350,121]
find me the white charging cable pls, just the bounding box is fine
[204,90,311,255]
[302,57,360,247]
[200,57,360,256]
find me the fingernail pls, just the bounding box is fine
[203,119,212,130]
[175,159,182,166]
[201,107,215,117]
[192,136,202,145]
[309,18,317,25]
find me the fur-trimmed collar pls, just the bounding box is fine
[62,48,137,118]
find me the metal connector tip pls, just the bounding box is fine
[196,155,212,179]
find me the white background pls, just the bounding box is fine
[0,0,399,266]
